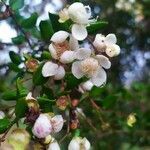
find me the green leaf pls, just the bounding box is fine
[21,13,38,29]
[87,21,108,34]
[40,51,51,60]
[65,74,84,89]
[16,78,28,98]
[12,35,25,45]
[0,118,10,134]
[15,98,28,119]
[2,90,17,101]
[37,97,55,113]
[49,13,71,32]
[9,51,22,65]
[9,0,24,10]
[42,86,54,99]
[33,63,49,85]
[90,86,106,98]
[39,20,54,41]
[8,63,22,72]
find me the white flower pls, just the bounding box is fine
[48,139,60,150]
[72,54,111,87]
[93,34,120,57]
[42,61,65,80]
[50,115,64,133]
[68,2,92,41]
[59,8,69,23]
[79,80,94,93]
[49,31,78,64]
[32,114,52,138]
[0,111,5,119]
[68,137,91,150]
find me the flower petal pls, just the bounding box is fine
[106,44,120,57]
[69,35,79,51]
[68,137,80,150]
[81,80,93,91]
[105,34,117,44]
[96,55,111,69]
[48,141,60,150]
[54,66,65,80]
[72,24,88,41]
[75,48,91,60]
[91,67,106,87]
[49,44,58,59]
[60,51,75,64]
[42,62,58,77]
[72,61,84,79]
[50,31,69,43]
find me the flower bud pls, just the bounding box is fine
[32,114,52,138]
[43,135,53,145]
[68,137,91,150]
[50,115,64,133]
[7,129,30,150]
[48,140,60,150]
[0,110,5,119]
[71,99,79,107]
[25,58,38,72]
[56,96,68,110]
[127,113,136,127]
[70,120,79,130]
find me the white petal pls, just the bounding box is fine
[72,61,84,79]
[81,80,93,91]
[50,31,69,43]
[68,2,89,24]
[69,35,79,51]
[54,66,65,80]
[48,141,60,150]
[75,48,91,60]
[82,138,91,150]
[0,111,5,119]
[26,92,35,100]
[49,44,58,59]
[72,24,88,41]
[96,55,111,69]
[68,138,80,150]
[91,67,107,87]
[106,44,120,57]
[60,51,75,64]
[105,34,117,44]
[42,62,58,77]
[51,115,64,133]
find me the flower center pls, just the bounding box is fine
[81,58,99,77]
[53,41,70,59]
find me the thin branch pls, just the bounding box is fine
[1,0,33,49]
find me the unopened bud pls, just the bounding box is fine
[43,135,53,145]
[50,115,64,133]
[32,114,52,138]
[68,137,91,150]
[7,129,30,150]
[48,139,60,150]
[56,96,68,110]
[70,120,79,130]
[71,99,79,107]
[25,58,38,72]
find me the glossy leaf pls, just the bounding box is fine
[15,98,28,119]
[33,63,49,85]
[9,0,24,10]
[87,21,108,34]
[39,20,54,41]
[0,118,10,134]
[9,51,22,65]
[12,35,25,45]
[21,13,38,29]
[2,90,17,101]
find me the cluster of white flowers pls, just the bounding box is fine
[42,2,120,90]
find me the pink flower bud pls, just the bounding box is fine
[51,115,64,133]
[32,114,52,138]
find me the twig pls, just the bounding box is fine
[1,0,33,49]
